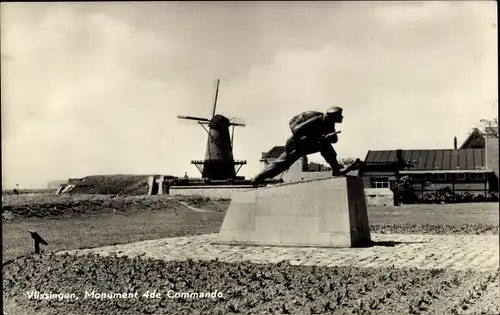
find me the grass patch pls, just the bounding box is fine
[2,194,229,262]
[2,210,225,263]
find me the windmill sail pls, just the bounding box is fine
[211,79,220,118]
[177,115,211,123]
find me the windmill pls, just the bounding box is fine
[177,79,247,181]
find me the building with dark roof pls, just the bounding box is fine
[363,128,498,194]
[261,146,286,161]
[365,148,486,172]
[459,128,485,149]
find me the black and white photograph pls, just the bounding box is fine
[1,1,498,314]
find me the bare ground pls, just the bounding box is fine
[3,254,499,315]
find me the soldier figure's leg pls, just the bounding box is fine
[319,143,343,173]
[252,139,302,183]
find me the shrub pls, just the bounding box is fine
[417,190,498,204]
[391,176,417,205]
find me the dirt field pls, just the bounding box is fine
[3,255,499,315]
[2,194,499,314]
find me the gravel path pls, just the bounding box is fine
[59,233,499,272]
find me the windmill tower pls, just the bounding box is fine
[177,79,247,181]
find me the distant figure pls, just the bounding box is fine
[184,172,189,180]
[252,107,346,185]
[13,188,19,195]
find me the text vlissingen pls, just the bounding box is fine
[26,291,77,300]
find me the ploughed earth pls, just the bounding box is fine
[2,194,499,315]
[4,255,499,315]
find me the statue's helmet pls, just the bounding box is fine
[326,107,343,116]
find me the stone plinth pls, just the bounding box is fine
[214,176,371,247]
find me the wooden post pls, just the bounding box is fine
[165,181,170,195]
[484,173,487,195]
[421,176,425,197]
[28,230,48,254]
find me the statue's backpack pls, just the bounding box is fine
[288,111,323,134]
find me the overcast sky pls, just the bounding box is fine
[1,1,497,188]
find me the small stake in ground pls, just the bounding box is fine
[28,230,48,254]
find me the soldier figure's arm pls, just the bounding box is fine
[322,131,340,144]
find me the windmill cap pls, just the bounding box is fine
[326,107,343,116]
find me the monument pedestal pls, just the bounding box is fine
[214,176,371,247]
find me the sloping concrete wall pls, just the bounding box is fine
[215,177,371,248]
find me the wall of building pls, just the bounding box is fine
[364,188,394,206]
[362,172,398,189]
[485,133,499,178]
[460,129,485,149]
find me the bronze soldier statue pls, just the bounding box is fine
[252,107,346,186]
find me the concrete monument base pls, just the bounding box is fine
[214,176,371,247]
